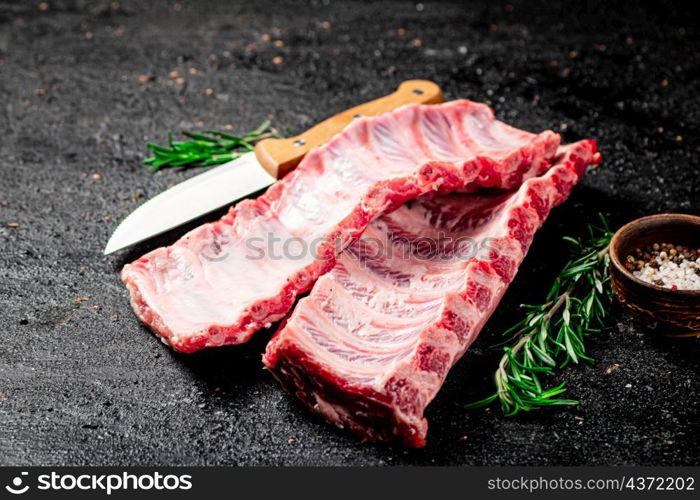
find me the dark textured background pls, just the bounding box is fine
[1,0,699,466]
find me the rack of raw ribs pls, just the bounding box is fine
[121,99,600,447]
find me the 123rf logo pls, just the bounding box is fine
[4,471,193,495]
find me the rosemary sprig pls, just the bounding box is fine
[144,120,278,171]
[465,215,614,416]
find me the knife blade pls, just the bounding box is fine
[103,153,274,255]
[104,80,443,254]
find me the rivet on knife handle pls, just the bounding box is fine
[254,79,444,179]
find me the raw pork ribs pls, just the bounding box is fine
[121,98,600,447]
[263,141,599,447]
[122,100,560,353]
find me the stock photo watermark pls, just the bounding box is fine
[199,232,504,265]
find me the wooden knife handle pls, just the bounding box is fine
[254,79,444,179]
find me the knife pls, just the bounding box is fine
[104,80,443,255]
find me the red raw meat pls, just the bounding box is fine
[122,100,560,353]
[263,140,600,447]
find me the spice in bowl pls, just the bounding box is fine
[624,243,700,290]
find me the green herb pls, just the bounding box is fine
[144,120,278,171]
[465,215,614,416]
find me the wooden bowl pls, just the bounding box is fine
[609,213,700,336]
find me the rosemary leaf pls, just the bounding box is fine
[465,214,614,416]
[144,120,279,171]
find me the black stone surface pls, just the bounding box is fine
[1,0,698,466]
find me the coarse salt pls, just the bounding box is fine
[634,254,700,290]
